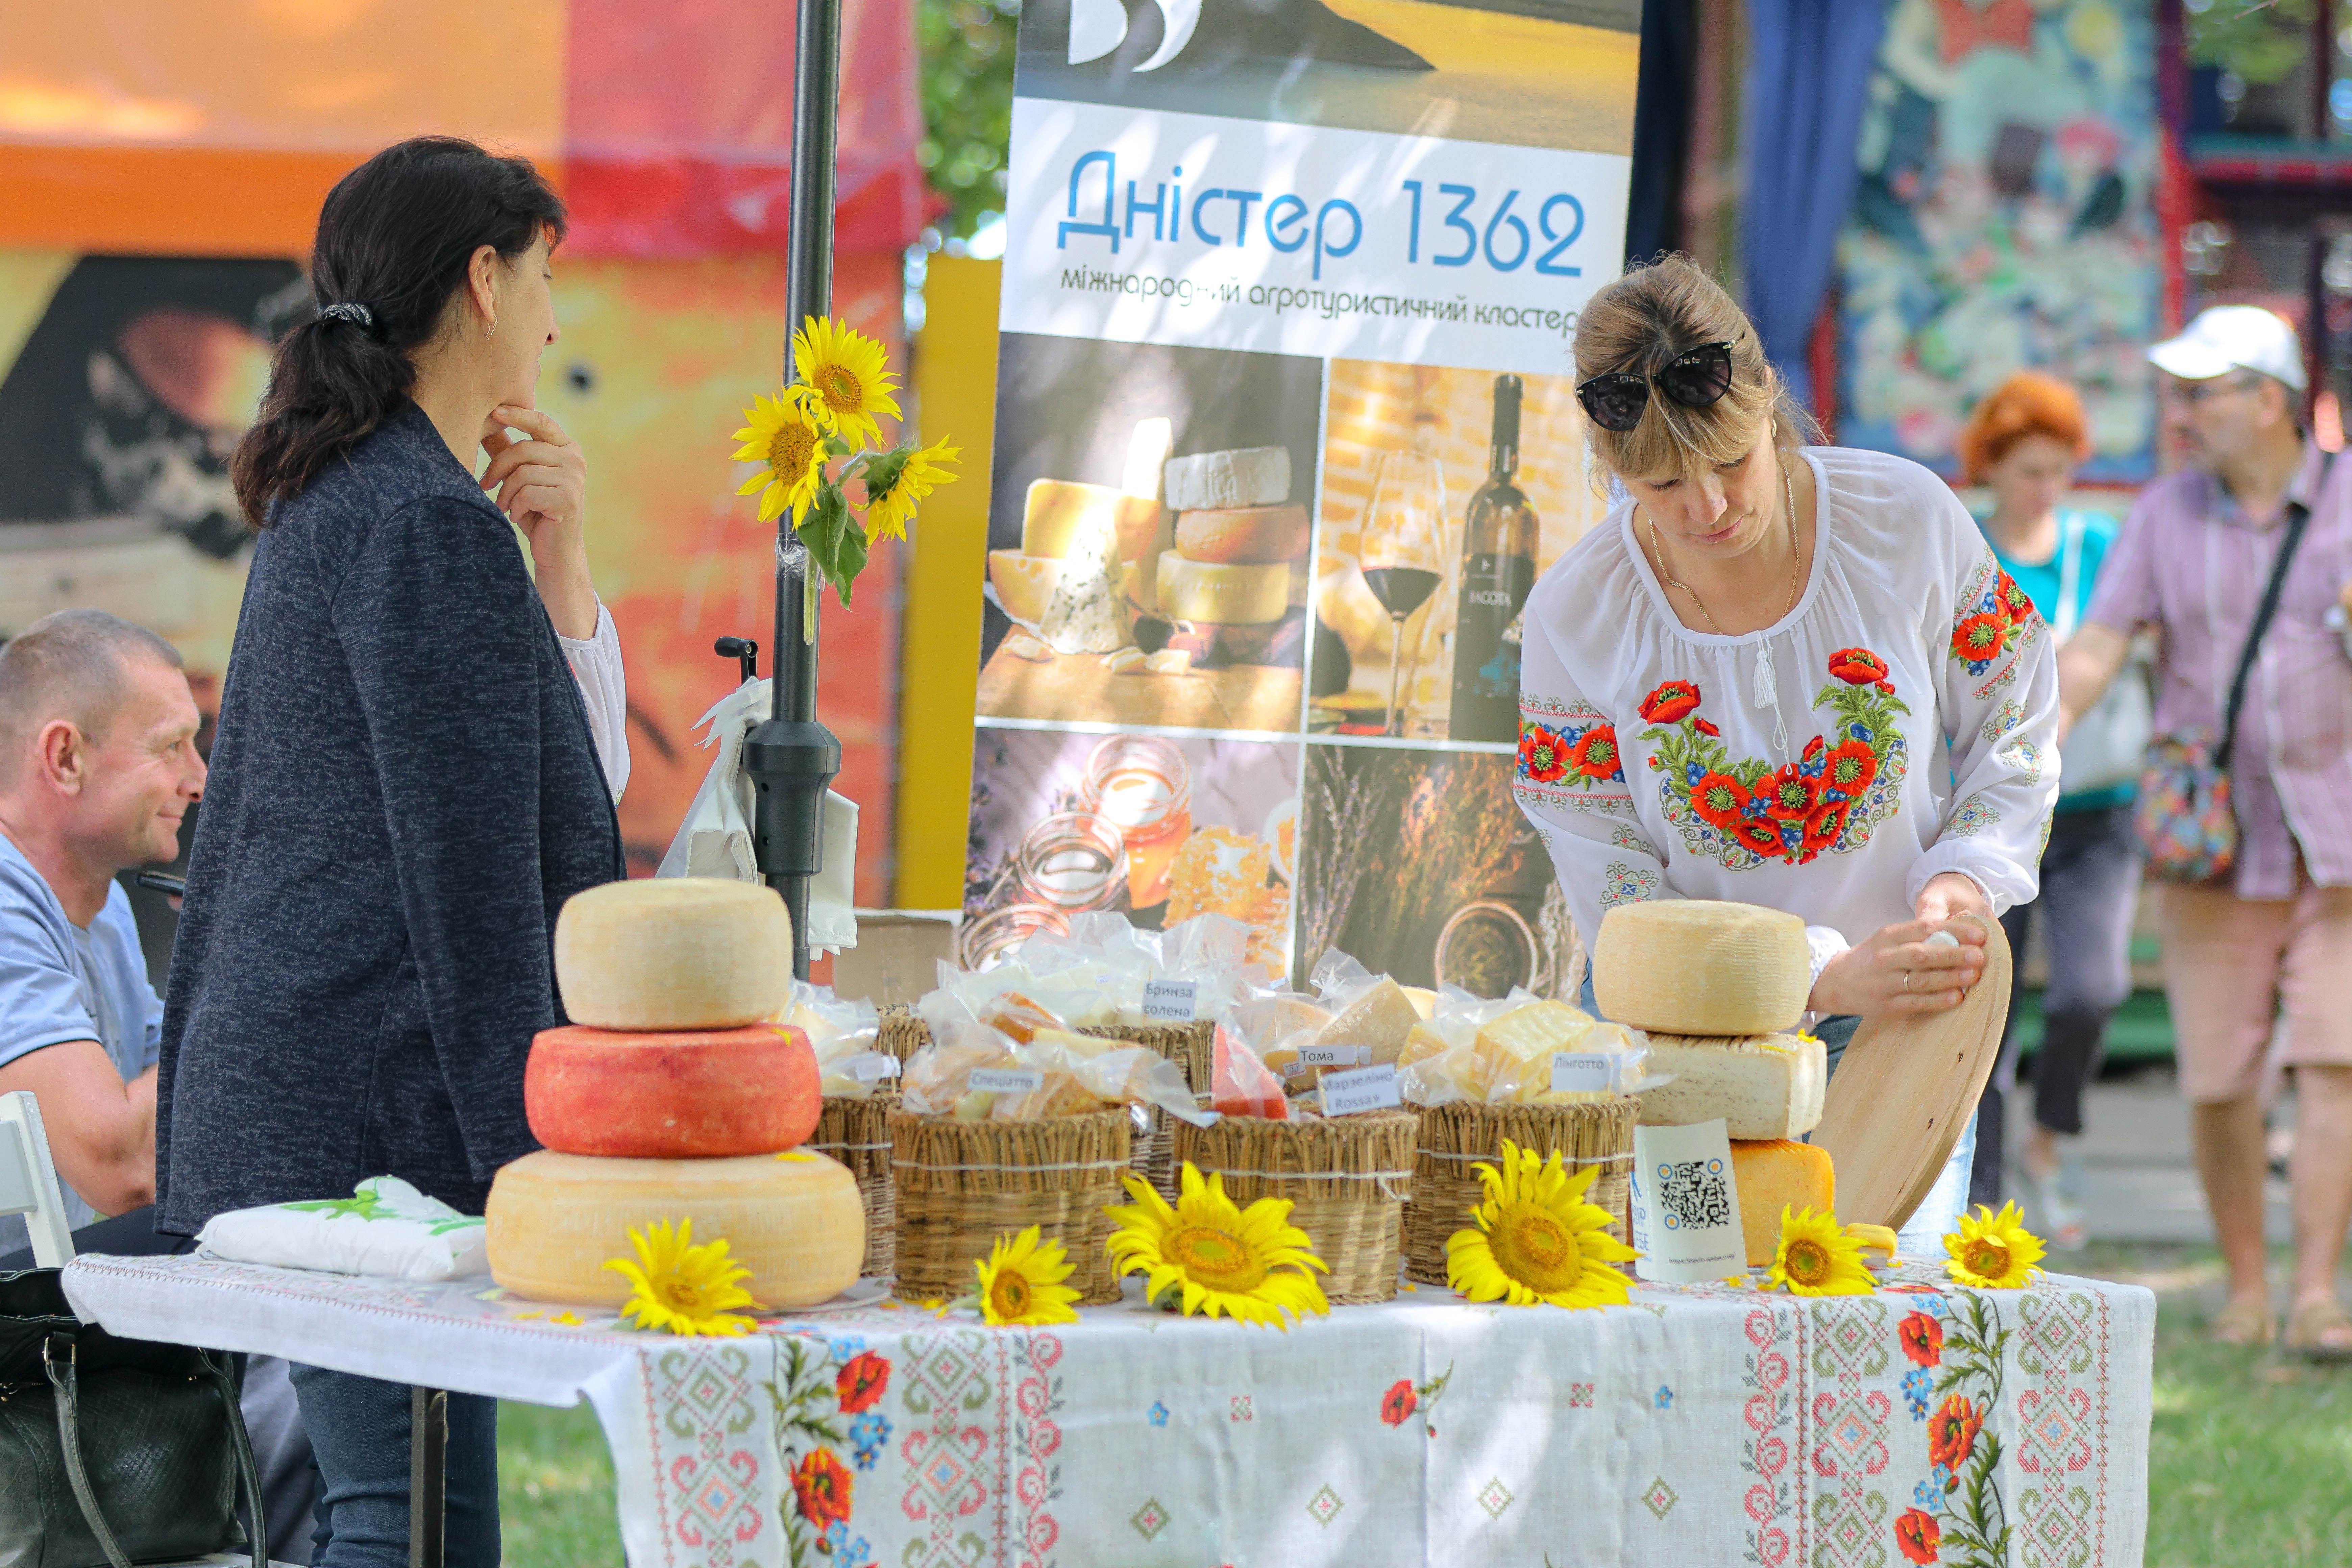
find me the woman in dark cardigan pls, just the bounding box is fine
[156,138,626,1567]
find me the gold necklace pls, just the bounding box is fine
[1647,457,1802,635]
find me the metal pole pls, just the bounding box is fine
[742,0,844,979]
[407,1386,447,1568]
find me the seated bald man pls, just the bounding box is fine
[0,607,201,1250]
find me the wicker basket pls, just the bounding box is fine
[876,1010,1212,1201]
[1401,1098,1638,1288]
[809,1093,898,1278]
[889,1107,1133,1305]
[1171,1110,1417,1305]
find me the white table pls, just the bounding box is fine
[64,1253,2155,1568]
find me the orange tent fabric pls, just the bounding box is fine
[0,0,928,256]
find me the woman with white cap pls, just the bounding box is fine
[1517,255,2062,1256]
[2059,303,2352,1356]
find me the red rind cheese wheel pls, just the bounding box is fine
[524,1024,820,1158]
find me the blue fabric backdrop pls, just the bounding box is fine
[1739,0,1889,412]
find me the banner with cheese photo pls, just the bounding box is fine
[969,0,1639,987]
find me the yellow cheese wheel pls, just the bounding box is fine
[1591,900,1809,1035]
[1155,551,1290,625]
[486,1149,863,1309]
[554,877,792,1031]
[988,549,1065,623]
[1021,479,1160,561]
[1729,1138,1835,1268]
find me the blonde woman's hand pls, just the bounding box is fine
[482,405,597,638]
[1807,907,1987,1018]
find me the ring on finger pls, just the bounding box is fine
[1901,971,1913,993]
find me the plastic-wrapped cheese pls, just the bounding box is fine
[1730,1139,1834,1267]
[1316,977,1420,1066]
[486,1149,863,1309]
[1156,552,1290,624]
[1591,900,1810,1035]
[555,878,791,1031]
[1470,1001,1598,1100]
[1163,447,1290,511]
[1635,1032,1826,1139]
[524,1024,821,1158]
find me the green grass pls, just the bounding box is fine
[492,1246,2351,1567]
[498,1399,623,1567]
[2075,1243,2352,1567]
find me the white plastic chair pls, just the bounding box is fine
[1,1089,296,1567]
[0,1088,76,1266]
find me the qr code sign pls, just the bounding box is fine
[1656,1158,1732,1231]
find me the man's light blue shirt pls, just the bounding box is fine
[0,832,163,1254]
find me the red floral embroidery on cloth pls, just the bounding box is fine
[1639,657,1911,868]
[1518,717,1625,790]
[1950,559,2045,681]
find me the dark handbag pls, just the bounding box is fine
[0,1269,267,1568]
[2135,461,2329,884]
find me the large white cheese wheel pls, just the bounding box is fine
[554,877,792,1031]
[1163,447,1291,511]
[1635,1032,1827,1140]
[1156,551,1290,625]
[486,1149,864,1309]
[1591,900,1809,1035]
[1020,479,1160,561]
[1173,504,1310,565]
[987,549,1064,623]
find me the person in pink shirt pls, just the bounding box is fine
[2060,305,2352,1356]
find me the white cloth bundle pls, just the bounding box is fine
[195,1176,487,1281]
[656,676,858,954]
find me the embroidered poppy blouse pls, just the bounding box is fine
[1514,445,2061,979]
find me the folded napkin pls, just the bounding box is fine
[195,1176,487,1281]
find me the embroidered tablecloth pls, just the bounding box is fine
[62,1254,2151,1568]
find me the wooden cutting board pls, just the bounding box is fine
[1811,915,2012,1232]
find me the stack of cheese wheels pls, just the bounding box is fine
[1152,447,1308,663]
[1592,900,1834,1268]
[486,878,864,1310]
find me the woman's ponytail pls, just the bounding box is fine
[230,137,565,527]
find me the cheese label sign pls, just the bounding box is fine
[1297,1043,1369,1068]
[1550,1053,1614,1095]
[971,1069,1047,1094]
[843,1052,901,1083]
[1319,1062,1402,1116]
[1142,980,1199,1021]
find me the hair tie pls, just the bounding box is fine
[320,302,375,331]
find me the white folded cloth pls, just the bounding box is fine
[195,1176,487,1281]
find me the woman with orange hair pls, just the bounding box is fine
[1960,372,2143,1248]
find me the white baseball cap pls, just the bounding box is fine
[2147,304,2307,392]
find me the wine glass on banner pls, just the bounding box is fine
[1359,416,1448,737]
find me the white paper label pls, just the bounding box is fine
[970,1069,1046,1094]
[1627,1119,1745,1284]
[1319,1062,1402,1116]
[1297,1043,1369,1068]
[1142,980,1200,1021]
[1550,1053,1614,1095]
[843,1052,900,1083]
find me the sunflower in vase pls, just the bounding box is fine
[732,315,959,606]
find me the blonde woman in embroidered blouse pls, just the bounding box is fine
[1519,256,2060,1052]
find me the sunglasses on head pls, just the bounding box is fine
[1575,342,1736,432]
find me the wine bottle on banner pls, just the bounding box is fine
[1449,374,1538,742]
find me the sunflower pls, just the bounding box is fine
[1445,1141,1639,1309]
[792,314,903,448]
[974,1224,1083,1326]
[1765,1206,1873,1296]
[1943,1200,2046,1289]
[861,435,961,541]
[602,1217,762,1336]
[732,387,832,524]
[1105,1165,1330,1328]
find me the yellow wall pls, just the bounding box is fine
[895,255,1000,907]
